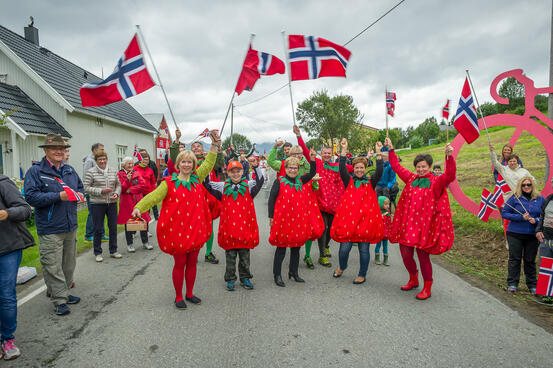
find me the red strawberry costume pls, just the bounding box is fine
[388,148,456,300]
[382,213,392,239]
[305,182,324,241]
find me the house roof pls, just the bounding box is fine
[0,81,70,137]
[0,24,157,133]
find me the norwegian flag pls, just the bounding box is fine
[235,46,285,95]
[496,173,511,194]
[80,34,155,107]
[200,128,210,138]
[477,186,504,222]
[386,91,397,117]
[55,178,85,202]
[536,257,553,297]
[287,35,351,81]
[442,99,450,119]
[453,78,480,144]
[133,145,143,161]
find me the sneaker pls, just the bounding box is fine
[318,256,332,267]
[95,255,103,262]
[226,281,235,291]
[1,339,21,360]
[54,304,71,316]
[84,236,93,243]
[324,248,332,258]
[143,243,153,250]
[110,252,123,259]
[127,245,136,253]
[507,285,517,292]
[67,295,80,305]
[240,279,254,290]
[304,256,315,270]
[101,235,109,242]
[205,253,219,264]
[148,232,153,237]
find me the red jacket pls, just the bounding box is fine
[133,164,156,194]
[117,170,151,224]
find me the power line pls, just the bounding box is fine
[233,0,407,108]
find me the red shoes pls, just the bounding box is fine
[400,272,419,291]
[416,281,433,300]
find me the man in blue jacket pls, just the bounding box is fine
[24,134,83,316]
[375,151,396,198]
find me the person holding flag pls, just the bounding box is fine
[536,179,553,305]
[24,134,84,316]
[384,137,456,301]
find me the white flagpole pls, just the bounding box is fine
[465,69,491,144]
[281,31,297,126]
[135,25,178,131]
[220,34,256,137]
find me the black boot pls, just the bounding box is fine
[274,274,285,287]
[288,273,305,283]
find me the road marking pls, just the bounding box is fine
[18,284,46,307]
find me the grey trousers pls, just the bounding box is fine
[38,230,77,306]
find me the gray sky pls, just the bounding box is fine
[2,0,551,144]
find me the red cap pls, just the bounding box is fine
[227,161,243,170]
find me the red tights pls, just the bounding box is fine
[172,250,200,302]
[399,244,433,282]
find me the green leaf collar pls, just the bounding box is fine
[411,177,431,188]
[280,176,302,192]
[353,177,370,188]
[223,179,248,201]
[323,162,340,172]
[172,172,200,191]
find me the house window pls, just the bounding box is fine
[116,145,127,169]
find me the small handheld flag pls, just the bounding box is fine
[55,178,85,202]
[442,99,450,119]
[477,186,504,222]
[235,46,285,95]
[386,92,397,117]
[453,78,479,144]
[133,145,143,161]
[536,257,553,297]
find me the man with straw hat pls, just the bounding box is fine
[24,134,83,316]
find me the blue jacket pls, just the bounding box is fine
[377,161,396,189]
[502,194,544,235]
[24,157,84,235]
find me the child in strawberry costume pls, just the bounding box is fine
[331,139,383,284]
[374,196,392,266]
[268,156,317,287]
[133,131,221,309]
[205,160,265,291]
[385,137,456,300]
[294,125,354,268]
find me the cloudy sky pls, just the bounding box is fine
[2,0,551,144]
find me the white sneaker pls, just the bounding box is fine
[127,245,136,253]
[110,252,123,259]
[148,232,153,237]
[95,255,103,262]
[143,243,153,250]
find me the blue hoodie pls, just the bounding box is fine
[377,161,396,189]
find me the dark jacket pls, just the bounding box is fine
[147,160,159,182]
[0,176,35,256]
[376,161,396,188]
[24,157,84,235]
[536,193,553,237]
[502,194,544,235]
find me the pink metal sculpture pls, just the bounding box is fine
[449,69,553,219]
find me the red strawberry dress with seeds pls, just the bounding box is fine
[382,213,392,239]
[315,160,346,215]
[218,180,259,250]
[331,179,384,243]
[304,181,325,241]
[269,177,311,247]
[388,150,456,255]
[157,173,212,255]
[197,158,221,220]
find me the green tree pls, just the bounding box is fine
[498,77,524,99]
[296,89,364,149]
[222,133,251,152]
[413,117,440,145]
[305,138,322,151]
[407,135,424,148]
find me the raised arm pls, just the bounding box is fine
[433,145,456,197]
[370,159,384,189]
[300,160,317,184]
[267,144,283,172]
[339,156,350,187]
[197,130,222,181]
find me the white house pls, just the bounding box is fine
[0,22,157,178]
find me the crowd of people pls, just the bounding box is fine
[0,124,552,361]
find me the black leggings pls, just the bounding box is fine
[317,212,334,257]
[273,247,300,276]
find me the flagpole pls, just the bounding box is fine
[385,87,389,137]
[220,34,256,137]
[465,70,491,144]
[135,25,178,131]
[281,31,297,126]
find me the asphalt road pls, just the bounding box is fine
[11,186,553,367]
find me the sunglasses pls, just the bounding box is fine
[521,183,532,187]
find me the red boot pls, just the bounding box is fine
[416,281,433,300]
[400,272,419,291]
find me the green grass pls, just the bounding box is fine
[21,207,126,270]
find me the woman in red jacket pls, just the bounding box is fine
[117,157,152,252]
[385,137,456,300]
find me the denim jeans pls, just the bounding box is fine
[85,195,103,239]
[91,203,118,255]
[339,242,370,277]
[0,249,22,342]
[375,239,389,255]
